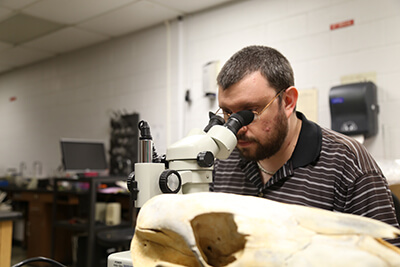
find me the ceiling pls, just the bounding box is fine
[0,0,237,74]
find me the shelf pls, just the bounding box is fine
[54,220,132,232]
[51,176,134,267]
[54,220,87,231]
[109,113,138,176]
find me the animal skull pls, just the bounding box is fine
[131,192,400,266]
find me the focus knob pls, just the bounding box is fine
[159,170,181,193]
[197,151,214,167]
[126,171,139,200]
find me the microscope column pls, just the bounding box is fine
[135,121,164,207]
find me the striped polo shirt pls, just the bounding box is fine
[211,112,400,246]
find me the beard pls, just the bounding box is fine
[237,108,288,161]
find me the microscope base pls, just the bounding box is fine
[107,250,133,267]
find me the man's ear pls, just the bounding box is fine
[282,86,298,117]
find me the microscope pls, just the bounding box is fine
[129,110,254,207]
[108,110,253,266]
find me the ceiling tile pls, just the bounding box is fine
[0,46,54,66]
[79,1,182,36]
[0,0,38,10]
[151,0,234,13]
[0,6,13,21]
[0,40,12,52]
[23,0,138,24]
[0,0,238,74]
[23,27,110,53]
[0,13,64,45]
[0,64,13,73]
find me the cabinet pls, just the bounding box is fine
[51,176,132,267]
[3,189,73,266]
[0,211,22,267]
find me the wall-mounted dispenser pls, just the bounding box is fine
[329,81,379,142]
[202,60,219,98]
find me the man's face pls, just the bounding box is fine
[218,72,288,161]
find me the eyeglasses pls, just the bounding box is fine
[215,88,287,122]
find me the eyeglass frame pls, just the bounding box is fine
[215,87,288,121]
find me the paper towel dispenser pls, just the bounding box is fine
[329,81,379,138]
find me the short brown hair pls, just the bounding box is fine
[217,45,294,93]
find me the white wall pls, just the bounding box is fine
[0,25,176,176]
[0,0,400,179]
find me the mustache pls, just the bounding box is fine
[237,133,256,143]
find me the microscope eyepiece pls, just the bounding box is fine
[224,110,254,135]
[138,120,152,140]
[203,111,225,132]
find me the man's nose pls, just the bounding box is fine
[237,125,248,136]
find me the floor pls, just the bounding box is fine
[11,245,30,266]
[10,243,111,267]
[10,241,122,267]
[11,245,55,267]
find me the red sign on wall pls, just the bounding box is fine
[330,19,354,30]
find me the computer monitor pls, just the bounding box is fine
[60,138,108,174]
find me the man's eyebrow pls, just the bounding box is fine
[221,101,261,112]
[220,107,232,113]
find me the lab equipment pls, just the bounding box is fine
[129,110,254,207]
[60,138,108,175]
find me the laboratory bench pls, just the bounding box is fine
[1,176,134,267]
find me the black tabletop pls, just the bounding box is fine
[0,210,22,221]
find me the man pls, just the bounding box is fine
[210,45,400,246]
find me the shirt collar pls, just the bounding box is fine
[239,111,322,169]
[291,111,322,168]
[238,112,322,189]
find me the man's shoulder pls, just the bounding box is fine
[319,127,381,174]
[320,126,364,151]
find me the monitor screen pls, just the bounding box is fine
[60,138,108,173]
